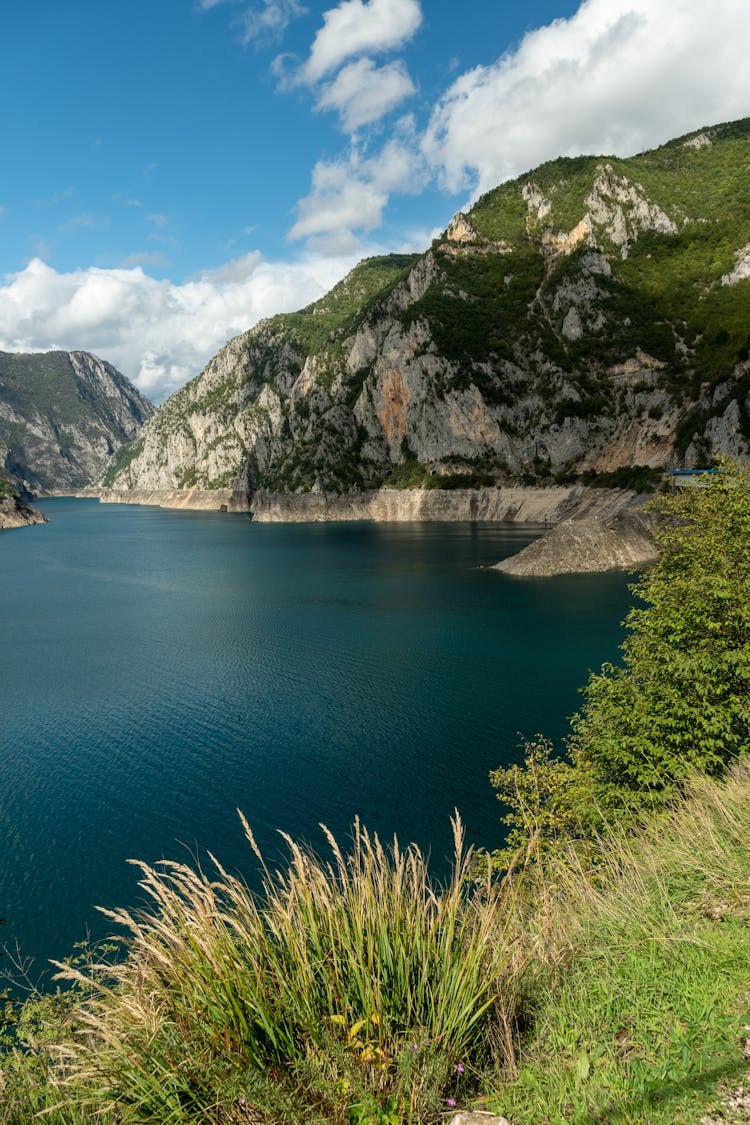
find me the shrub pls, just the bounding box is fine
[572,458,750,808]
[493,459,750,854]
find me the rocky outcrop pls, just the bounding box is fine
[0,350,153,495]
[0,489,47,530]
[448,1113,510,1125]
[494,491,657,576]
[722,243,750,286]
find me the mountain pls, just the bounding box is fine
[105,119,750,498]
[0,351,154,495]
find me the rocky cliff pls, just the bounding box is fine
[105,119,750,502]
[0,476,46,529]
[0,351,154,495]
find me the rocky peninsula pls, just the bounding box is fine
[0,487,47,530]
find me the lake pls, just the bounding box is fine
[0,498,633,978]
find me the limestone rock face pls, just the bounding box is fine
[494,492,657,576]
[0,351,153,495]
[104,118,750,501]
[585,164,677,256]
[722,243,750,286]
[0,490,46,528]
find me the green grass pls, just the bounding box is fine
[3,766,750,1123]
[489,765,750,1125]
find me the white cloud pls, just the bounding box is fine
[302,0,421,83]
[0,253,358,403]
[422,0,750,197]
[239,0,306,45]
[289,125,426,251]
[316,57,415,132]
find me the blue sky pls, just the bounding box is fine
[1,0,748,401]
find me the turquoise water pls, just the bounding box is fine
[0,498,633,977]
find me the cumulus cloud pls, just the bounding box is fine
[316,57,415,132]
[0,252,358,403]
[302,0,421,83]
[422,0,750,196]
[289,125,426,251]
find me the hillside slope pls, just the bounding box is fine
[107,119,750,497]
[0,350,154,495]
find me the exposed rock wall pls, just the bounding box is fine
[0,350,153,494]
[98,488,237,511]
[247,485,584,524]
[494,492,657,576]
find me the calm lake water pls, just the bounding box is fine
[1,498,633,977]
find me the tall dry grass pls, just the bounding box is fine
[45,813,527,1123]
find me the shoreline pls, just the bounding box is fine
[44,484,657,574]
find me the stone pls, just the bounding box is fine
[448,1112,512,1125]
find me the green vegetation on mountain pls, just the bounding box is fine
[470,119,750,390]
[278,254,419,356]
[100,438,145,488]
[105,118,750,497]
[0,474,16,498]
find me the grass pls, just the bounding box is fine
[491,764,750,1125]
[0,815,519,1124]
[2,765,750,1123]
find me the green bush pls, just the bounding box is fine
[573,459,750,807]
[494,459,750,851]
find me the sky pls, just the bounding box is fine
[1,0,749,403]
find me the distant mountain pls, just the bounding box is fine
[0,351,154,495]
[106,119,750,497]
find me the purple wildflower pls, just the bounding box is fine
[446,1098,457,1107]
[456,1062,465,1074]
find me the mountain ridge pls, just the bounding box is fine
[104,117,750,500]
[0,350,154,496]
